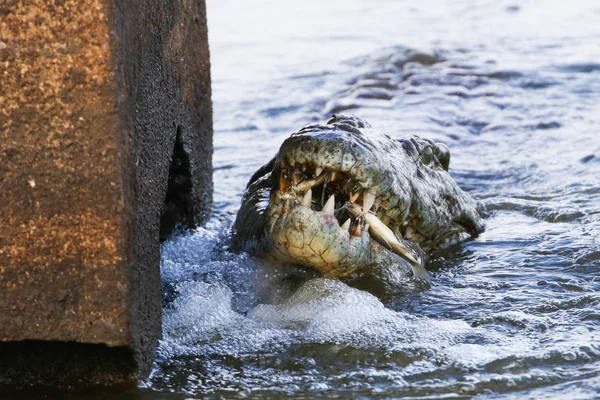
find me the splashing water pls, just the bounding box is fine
[146,0,600,398]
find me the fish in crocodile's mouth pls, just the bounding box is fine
[232,115,483,284]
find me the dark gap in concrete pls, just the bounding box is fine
[159,125,194,242]
[0,341,136,393]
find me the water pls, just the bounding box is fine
[147,0,600,398]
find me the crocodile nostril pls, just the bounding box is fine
[401,139,418,158]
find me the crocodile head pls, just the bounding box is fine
[232,115,483,283]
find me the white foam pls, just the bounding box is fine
[153,222,553,394]
[160,223,222,283]
[163,281,243,345]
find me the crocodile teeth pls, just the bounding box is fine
[295,172,327,192]
[349,190,362,203]
[347,203,431,284]
[341,218,351,231]
[330,171,337,181]
[292,174,300,185]
[302,189,312,206]
[323,194,335,215]
[363,190,376,212]
[315,167,323,177]
[279,175,288,193]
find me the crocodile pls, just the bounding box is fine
[231,115,483,284]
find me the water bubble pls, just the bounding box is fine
[309,382,329,391]
[459,384,476,394]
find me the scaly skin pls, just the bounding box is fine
[232,115,483,284]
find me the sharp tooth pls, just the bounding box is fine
[315,167,323,177]
[330,171,337,181]
[341,218,351,231]
[405,225,414,240]
[295,173,327,192]
[349,190,362,203]
[279,175,289,193]
[346,203,430,284]
[323,194,335,214]
[302,189,312,206]
[363,190,376,212]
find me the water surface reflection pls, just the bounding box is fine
[149,0,600,398]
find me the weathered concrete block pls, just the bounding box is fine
[0,0,212,391]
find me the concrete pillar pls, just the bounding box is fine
[0,0,212,391]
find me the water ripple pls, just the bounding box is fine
[148,0,600,398]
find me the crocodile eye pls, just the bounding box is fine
[435,143,450,171]
[420,145,434,164]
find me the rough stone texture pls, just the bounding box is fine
[0,0,212,390]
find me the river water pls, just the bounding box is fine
[146,0,600,398]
